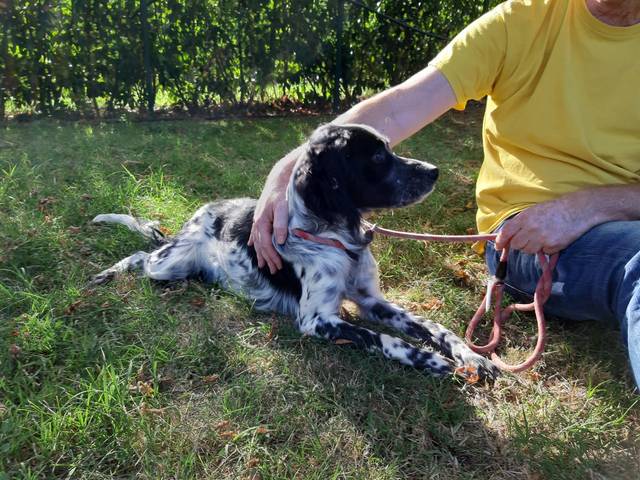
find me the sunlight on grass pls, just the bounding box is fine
[1,113,638,479]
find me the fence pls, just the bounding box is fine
[0,0,497,119]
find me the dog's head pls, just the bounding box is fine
[293,124,439,233]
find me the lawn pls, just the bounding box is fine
[1,111,638,479]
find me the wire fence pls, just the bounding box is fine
[0,0,497,120]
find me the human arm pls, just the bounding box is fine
[249,66,458,273]
[495,184,640,255]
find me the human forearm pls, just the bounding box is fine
[263,66,455,196]
[572,184,640,224]
[333,66,457,146]
[496,184,640,254]
[264,144,305,193]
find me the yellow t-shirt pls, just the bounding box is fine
[429,0,640,236]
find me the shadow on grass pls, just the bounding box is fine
[1,116,638,479]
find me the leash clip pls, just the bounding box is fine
[485,255,508,310]
[484,277,500,312]
[363,223,377,243]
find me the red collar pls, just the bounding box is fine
[291,229,347,250]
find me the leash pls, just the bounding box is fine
[364,221,558,373]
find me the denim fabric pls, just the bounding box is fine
[485,221,640,390]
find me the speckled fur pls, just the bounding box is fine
[91,124,499,379]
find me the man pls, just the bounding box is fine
[249,0,640,389]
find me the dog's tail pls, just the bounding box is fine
[92,214,168,246]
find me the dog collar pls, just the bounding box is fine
[291,229,359,260]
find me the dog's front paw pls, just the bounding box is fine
[89,270,115,286]
[453,348,500,381]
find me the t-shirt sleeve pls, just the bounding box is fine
[429,7,508,110]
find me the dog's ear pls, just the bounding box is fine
[294,136,360,232]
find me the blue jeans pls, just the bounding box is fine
[485,220,640,390]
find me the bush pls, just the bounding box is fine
[0,0,498,117]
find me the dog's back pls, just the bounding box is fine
[92,198,302,315]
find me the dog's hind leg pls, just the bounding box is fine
[91,239,209,286]
[91,251,150,285]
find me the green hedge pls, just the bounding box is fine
[0,0,497,117]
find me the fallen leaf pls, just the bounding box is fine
[37,197,55,214]
[38,196,54,207]
[334,338,354,345]
[255,426,270,434]
[455,366,480,384]
[219,430,238,439]
[138,381,154,396]
[527,371,542,382]
[466,373,480,384]
[465,201,475,209]
[190,297,205,308]
[202,374,220,384]
[246,457,260,469]
[266,316,278,342]
[215,420,231,431]
[453,268,471,284]
[158,226,172,235]
[64,300,83,315]
[67,226,82,234]
[140,402,165,415]
[9,344,22,358]
[421,299,444,311]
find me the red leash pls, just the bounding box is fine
[365,222,558,372]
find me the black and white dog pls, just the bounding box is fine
[92,124,498,379]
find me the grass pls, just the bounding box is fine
[1,110,638,479]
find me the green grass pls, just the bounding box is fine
[1,111,638,479]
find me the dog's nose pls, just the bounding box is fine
[427,167,439,182]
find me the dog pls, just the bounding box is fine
[91,124,499,380]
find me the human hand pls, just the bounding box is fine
[494,196,592,255]
[248,185,289,274]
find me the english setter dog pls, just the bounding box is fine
[92,124,498,380]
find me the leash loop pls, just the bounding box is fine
[364,220,559,373]
[464,248,558,372]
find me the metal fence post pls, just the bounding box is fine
[140,0,155,115]
[332,0,344,113]
[0,1,9,122]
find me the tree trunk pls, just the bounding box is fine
[332,0,344,113]
[140,0,155,115]
[0,0,12,122]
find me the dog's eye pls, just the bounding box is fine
[371,151,386,164]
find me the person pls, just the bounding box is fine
[248,0,640,389]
